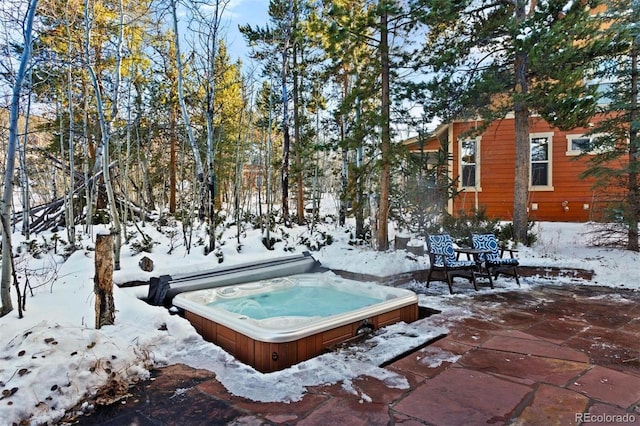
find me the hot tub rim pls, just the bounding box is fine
[172,273,418,343]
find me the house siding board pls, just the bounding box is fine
[405,116,624,223]
[453,121,517,219]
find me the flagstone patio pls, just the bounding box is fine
[75,284,640,425]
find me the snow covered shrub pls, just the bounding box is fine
[424,208,536,247]
[129,238,156,254]
[496,222,537,247]
[21,234,67,259]
[347,224,371,246]
[92,209,110,225]
[426,208,499,246]
[262,236,280,250]
[297,230,334,251]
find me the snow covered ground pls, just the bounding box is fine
[0,217,638,425]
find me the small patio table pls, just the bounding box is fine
[454,248,494,288]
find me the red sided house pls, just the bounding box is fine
[403,115,619,223]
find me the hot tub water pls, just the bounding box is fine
[209,286,383,319]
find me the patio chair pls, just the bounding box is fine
[426,233,478,294]
[470,233,520,286]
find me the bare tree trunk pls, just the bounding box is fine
[139,142,155,210]
[265,80,274,249]
[66,14,76,246]
[1,0,38,317]
[627,39,639,251]
[354,73,364,239]
[169,106,177,213]
[83,90,93,235]
[203,0,222,255]
[121,83,133,241]
[58,100,70,232]
[311,103,320,231]
[370,192,379,250]
[234,123,244,248]
[377,3,390,251]
[280,0,293,224]
[94,233,115,328]
[19,86,32,239]
[170,0,204,198]
[339,73,348,227]
[84,0,123,268]
[339,145,348,226]
[110,0,124,269]
[512,0,531,244]
[293,45,305,224]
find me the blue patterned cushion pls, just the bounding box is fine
[471,233,518,265]
[427,234,474,268]
[470,233,498,262]
[437,259,477,268]
[488,257,519,266]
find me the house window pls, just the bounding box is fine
[460,138,480,189]
[566,134,598,156]
[530,133,553,190]
[586,59,618,105]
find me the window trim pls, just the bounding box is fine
[458,136,482,192]
[565,133,609,156]
[529,132,554,191]
[566,134,596,156]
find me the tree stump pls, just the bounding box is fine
[395,235,410,250]
[406,244,425,256]
[95,233,115,329]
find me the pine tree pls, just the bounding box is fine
[316,0,423,250]
[241,0,295,224]
[420,0,606,243]
[313,0,378,235]
[581,0,640,251]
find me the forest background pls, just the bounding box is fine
[1,0,639,318]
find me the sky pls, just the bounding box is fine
[0,0,269,106]
[222,0,270,63]
[1,193,639,424]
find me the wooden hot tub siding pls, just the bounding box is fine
[185,303,419,372]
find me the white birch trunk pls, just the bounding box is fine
[203,0,222,254]
[83,92,93,235]
[1,0,39,317]
[58,100,70,239]
[83,0,123,268]
[66,14,76,245]
[19,91,31,239]
[170,0,204,179]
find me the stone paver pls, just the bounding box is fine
[481,333,590,363]
[388,343,464,379]
[74,284,640,425]
[445,327,494,347]
[198,378,330,423]
[512,384,589,426]
[585,403,640,426]
[297,398,390,426]
[393,367,532,425]
[523,318,589,344]
[569,365,640,409]
[458,348,590,385]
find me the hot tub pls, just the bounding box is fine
[172,273,419,372]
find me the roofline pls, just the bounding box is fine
[400,122,450,146]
